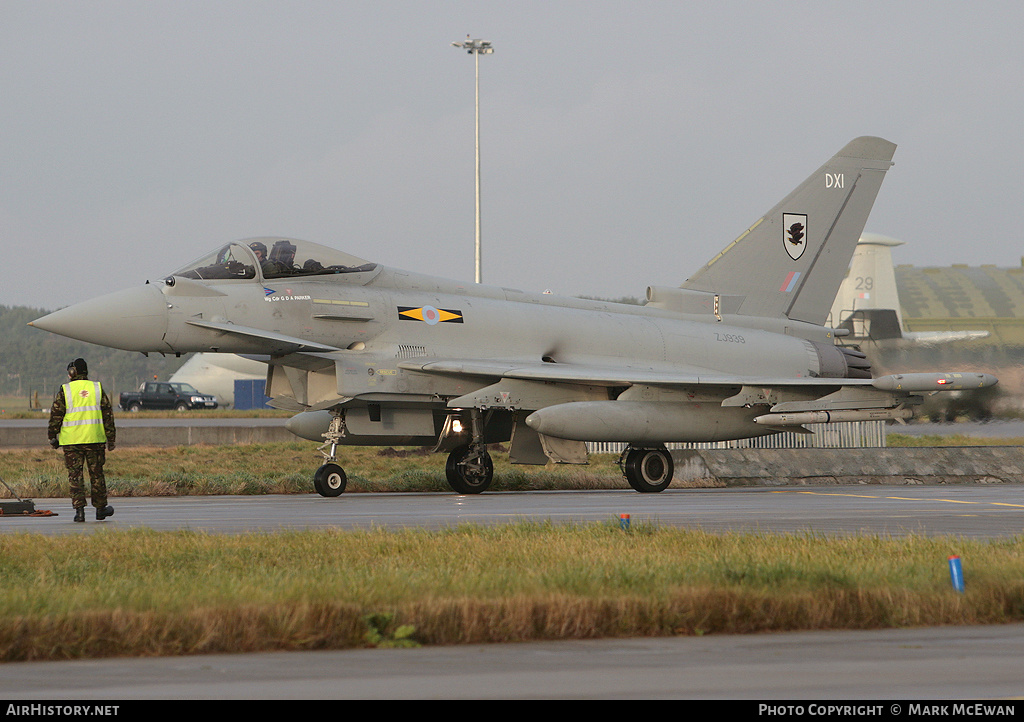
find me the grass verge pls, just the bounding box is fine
[1,523,1022,661]
[0,443,634,497]
[5,435,1023,499]
[887,433,1024,447]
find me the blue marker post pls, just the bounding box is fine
[948,555,965,593]
[619,513,630,531]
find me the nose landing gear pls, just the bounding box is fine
[314,409,348,497]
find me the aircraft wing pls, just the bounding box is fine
[397,357,992,392]
[399,356,995,442]
[397,357,868,388]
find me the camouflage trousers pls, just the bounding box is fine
[63,443,108,510]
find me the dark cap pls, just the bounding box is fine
[67,358,88,376]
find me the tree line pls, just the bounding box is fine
[0,305,187,407]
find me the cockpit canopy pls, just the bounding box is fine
[172,238,377,281]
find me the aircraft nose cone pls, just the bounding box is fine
[29,284,169,352]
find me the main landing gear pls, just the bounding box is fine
[619,445,674,493]
[443,408,493,494]
[445,443,494,494]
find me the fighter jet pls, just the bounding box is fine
[829,234,991,345]
[30,137,996,496]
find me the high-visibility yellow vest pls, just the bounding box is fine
[58,380,107,445]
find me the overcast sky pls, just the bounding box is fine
[3,1,1023,310]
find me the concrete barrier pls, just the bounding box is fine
[671,447,1024,486]
[118,425,298,447]
[0,425,297,449]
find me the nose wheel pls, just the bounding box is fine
[621,445,674,493]
[314,463,347,497]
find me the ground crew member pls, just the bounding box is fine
[48,358,116,522]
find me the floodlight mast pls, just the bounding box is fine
[450,36,493,284]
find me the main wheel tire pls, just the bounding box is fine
[314,463,347,497]
[128,402,142,412]
[445,445,494,494]
[623,446,674,493]
[175,401,189,411]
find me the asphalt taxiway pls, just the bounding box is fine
[2,485,1022,538]
[3,484,1023,699]
[2,624,1023,700]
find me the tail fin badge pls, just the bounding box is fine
[783,213,807,260]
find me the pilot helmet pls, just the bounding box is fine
[249,241,268,259]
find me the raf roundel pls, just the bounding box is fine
[398,306,465,324]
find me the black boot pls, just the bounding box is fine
[73,508,85,523]
[96,505,114,521]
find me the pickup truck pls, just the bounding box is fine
[119,381,219,412]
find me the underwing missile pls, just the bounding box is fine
[754,407,915,426]
[870,373,998,392]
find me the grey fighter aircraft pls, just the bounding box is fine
[30,136,996,496]
[829,234,990,346]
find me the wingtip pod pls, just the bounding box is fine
[871,372,998,392]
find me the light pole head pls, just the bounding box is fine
[451,36,494,55]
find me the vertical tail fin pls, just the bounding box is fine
[681,136,897,325]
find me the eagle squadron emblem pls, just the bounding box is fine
[783,213,807,260]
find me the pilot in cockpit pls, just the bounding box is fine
[267,240,300,276]
[248,241,279,276]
